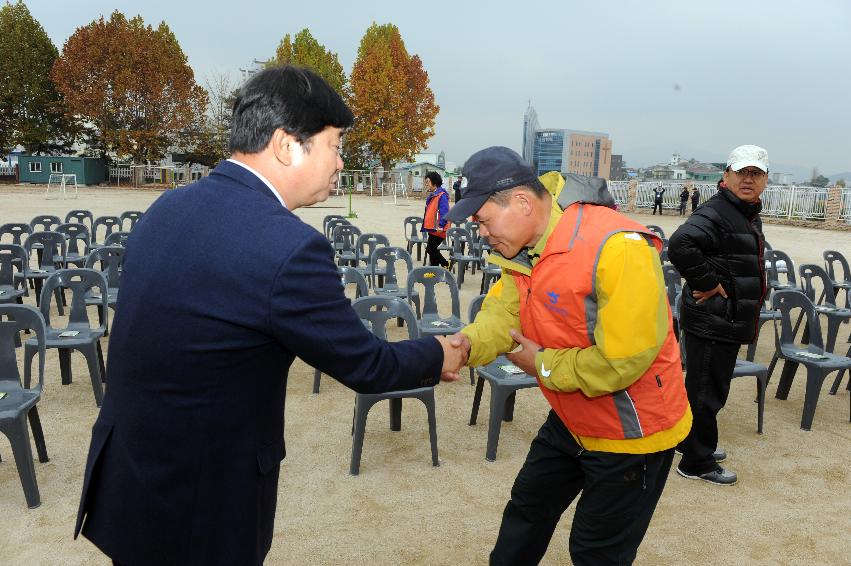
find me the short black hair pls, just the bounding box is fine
[488,178,548,206]
[229,65,354,154]
[425,171,443,187]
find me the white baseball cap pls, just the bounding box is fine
[727,145,769,172]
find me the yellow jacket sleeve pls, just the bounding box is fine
[536,233,670,397]
[460,272,521,367]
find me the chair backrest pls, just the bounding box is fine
[332,224,361,253]
[85,246,125,289]
[56,222,91,256]
[0,222,33,245]
[0,304,46,391]
[92,215,122,243]
[65,209,94,228]
[468,293,486,324]
[337,266,369,299]
[30,215,61,232]
[0,244,28,288]
[325,218,351,241]
[351,295,419,340]
[771,289,824,351]
[446,227,471,255]
[371,247,413,289]
[403,216,424,242]
[355,233,391,264]
[104,231,131,247]
[120,210,145,231]
[823,250,850,285]
[407,266,461,319]
[645,224,665,239]
[323,214,346,234]
[798,264,839,308]
[464,221,480,242]
[39,268,109,331]
[661,264,682,308]
[24,232,67,270]
[765,249,797,289]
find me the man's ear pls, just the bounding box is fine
[270,129,301,166]
[514,190,534,215]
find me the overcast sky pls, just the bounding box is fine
[25,0,851,177]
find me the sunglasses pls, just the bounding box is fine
[733,168,766,180]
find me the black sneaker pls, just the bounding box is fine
[676,465,737,486]
[675,448,727,463]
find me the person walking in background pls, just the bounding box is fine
[452,175,463,203]
[679,186,690,215]
[668,144,768,486]
[421,171,450,267]
[690,185,701,213]
[652,183,665,214]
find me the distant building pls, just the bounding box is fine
[522,104,613,179]
[686,164,723,182]
[610,154,625,180]
[18,155,106,185]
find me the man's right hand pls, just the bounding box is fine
[436,333,471,382]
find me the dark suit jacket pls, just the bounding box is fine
[75,160,443,565]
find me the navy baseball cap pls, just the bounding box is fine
[446,146,538,223]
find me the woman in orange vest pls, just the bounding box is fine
[420,171,450,267]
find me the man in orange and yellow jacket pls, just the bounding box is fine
[445,147,691,566]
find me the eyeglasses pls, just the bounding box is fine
[733,168,767,180]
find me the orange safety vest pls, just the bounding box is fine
[513,203,689,440]
[422,189,448,237]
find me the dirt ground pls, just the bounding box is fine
[0,184,849,565]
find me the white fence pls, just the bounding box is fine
[607,181,629,206]
[840,189,851,222]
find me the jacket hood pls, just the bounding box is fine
[556,173,617,210]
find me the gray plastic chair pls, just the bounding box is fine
[731,359,769,434]
[65,209,94,230]
[85,246,124,330]
[765,249,799,292]
[662,264,682,336]
[348,295,438,475]
[322,214,347,236]
[91,215,122,248]
[406,266,464,337]
[446,227,480,286]
[766,290,851,430]
[0,244,29,305]
[645,224,666,239]
[23,269,109,407]
[371,247,420,317]
[332,224,361,266]
[312,267,369,394]
[798,264,851,353]
[0,223,33,245]
[823,250,851,308]
[325,217,351,242]
[403,216,425,261]
[29,215,61,233]
[0,303,48,508]
[21,232,67,311]
[120,210,144,231]
[467,294,538,461]
[480,253,502,295]
[353,233,390,285]
[56,222,91,268]
[104,231,131,247]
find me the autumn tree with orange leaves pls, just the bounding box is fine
[347,23,438,174]
[51,11,207,163]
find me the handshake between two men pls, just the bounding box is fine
[435,329,542,382]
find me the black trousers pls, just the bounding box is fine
[425,233,448,267]
[490,411,674,566]
[679,201,687,215]
[677,332,739,475]
[652,202,663,214]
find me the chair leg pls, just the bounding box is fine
[23,343,37,389]
[485,385,510,462]
[27,407,49,462]
[58,348,72,385]
[755,373,767,434]
[80,343,104,407]
[422,391,439,467]
[503,391,517,422]
[7,415,41,508]
[33,279,42,307]
[97,341,106,382]
[765,353,779,384]
[350,395,378,475]
[54,287,65,316]
[469,367,475,386]
[389,398,402,431]
[469,376,485,425]
[746,335,759,362]
[800,368,828,431]
[312,368,321,394]
[825,317,841,353]
[775,360,799,400]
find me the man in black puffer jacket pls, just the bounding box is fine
[668,144,768,486]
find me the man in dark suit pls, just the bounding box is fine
[75,66,465,565]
